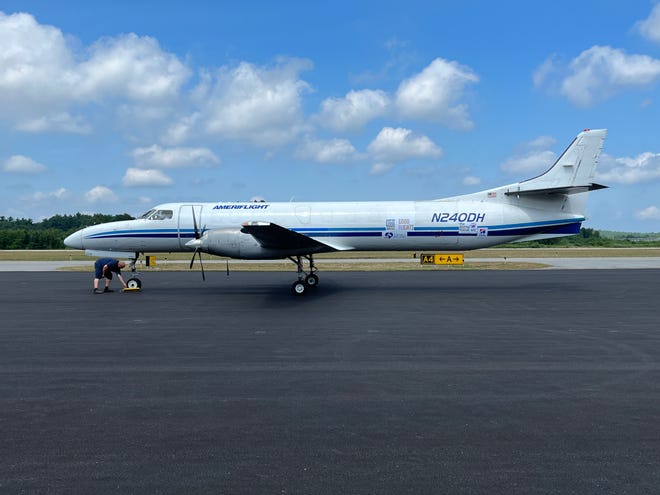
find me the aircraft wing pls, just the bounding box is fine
[240,222,348,252]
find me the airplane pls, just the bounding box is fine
[64,128,608,295]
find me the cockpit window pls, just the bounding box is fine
[142,209,173,220]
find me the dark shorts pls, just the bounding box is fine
[94,260,113,279]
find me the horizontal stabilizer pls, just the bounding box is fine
[505,183,608,197]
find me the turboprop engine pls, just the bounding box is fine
[186,228,284,259]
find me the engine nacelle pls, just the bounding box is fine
[198,228,284,259]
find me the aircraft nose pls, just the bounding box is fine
[64,230,83,249]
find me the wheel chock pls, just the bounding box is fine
[122,287,141,292]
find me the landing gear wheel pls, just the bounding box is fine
[126,277,142,289]
[305,273,319,288]
[291,280,307,296]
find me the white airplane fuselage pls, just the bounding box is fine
[64,196,584,258]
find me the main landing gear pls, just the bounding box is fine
[289,254,319,296]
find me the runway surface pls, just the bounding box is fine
[3,255,660,271]
[2,270,660,494]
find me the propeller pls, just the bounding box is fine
[189,206,206,281]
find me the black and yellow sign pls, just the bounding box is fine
[420,253,464,265]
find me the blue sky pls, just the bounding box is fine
[1,1,660,231]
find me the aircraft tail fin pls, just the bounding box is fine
[503,128,607,215]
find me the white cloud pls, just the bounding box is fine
[122,168,174,187]
[317,89,390,132]
[77,33,189,102]
[501,150,556,175]
[596,152,660,184]
[294,137,359,163]
[0,12,190,131]
[24,188,68,201]
[560,46,660,107]
[463,175,481,186]
[395,57,479,130]
[2,155,47,174]
[85,186,118,203]
[131,145,220,168]
[635,4,660,43]
[198,59,312,146]
[366,127,442,175]
[533,55,559,88]
[500,135,557,175]
[370,162,395,175]
[636,205,660,220]
[16,113,92,134]
[367,127,442,163]
[161,112,202,145]
[527,135,556,149]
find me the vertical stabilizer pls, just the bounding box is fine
[503,129,608,215]
[517,129,607,191]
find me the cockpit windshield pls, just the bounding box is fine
[140,209,173,220]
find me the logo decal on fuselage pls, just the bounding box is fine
[212,204,270,210]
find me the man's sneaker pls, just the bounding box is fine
[93,288,103,294]
[103,287,114,293]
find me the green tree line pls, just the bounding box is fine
[0,213,133,249]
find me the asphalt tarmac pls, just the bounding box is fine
[2,270,660,494]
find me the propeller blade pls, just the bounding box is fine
[189,248,206,281]
[191,206,200,239]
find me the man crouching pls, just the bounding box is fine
[93,258,128,294]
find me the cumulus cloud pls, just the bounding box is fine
[501,150,556,175]
[2,155,47,174]
[24,188,68,201]
[196,59,312,146]
[559,46,660,107]
[317,89,390,132]
[500,136,557,175]
[161,113,202,145]
[122,168,174,187]
[395,57,479,130]
[15,113,92,134]
[636,205,660,220]
[0,12,190,131]
[635,4,660,43]
[463,175,482,186]
[294,137,360,163]
[77,33,189,101]
[366,127,442,174]
[85,185,118,203]
[596,152,660,184]
[131,145,220,168]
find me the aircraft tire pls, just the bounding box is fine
[291,280,307,295]
[127,277,142,289]
[305,274,319,288]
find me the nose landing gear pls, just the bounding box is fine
[126,252,143,289]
